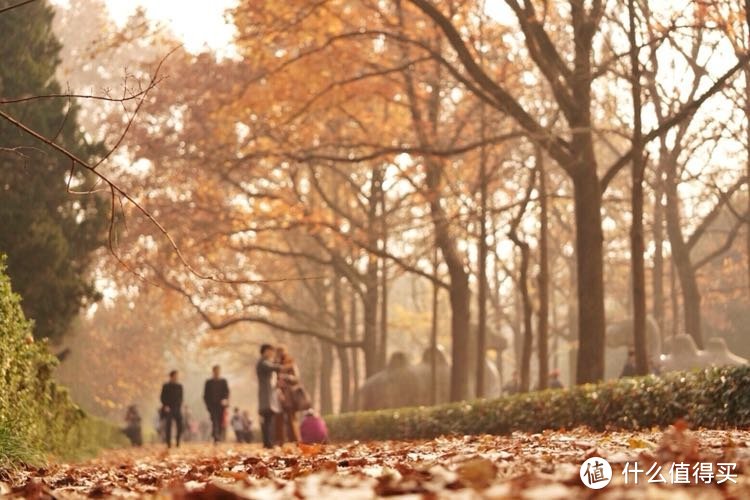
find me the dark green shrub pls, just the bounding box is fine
[326,366,750,442]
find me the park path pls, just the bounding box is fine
[2,425,750,498]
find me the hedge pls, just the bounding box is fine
[326,366,750,442]
[0,257,126,466]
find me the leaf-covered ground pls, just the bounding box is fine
[2,424,750,498]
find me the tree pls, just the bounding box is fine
[641,3,748,347]
[0,0,107,341]
[628,0,648,374]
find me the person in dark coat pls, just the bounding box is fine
[124,405,143,446]
[203,365,230,443]
[256,344,283,448]
[160,370,184,448]
[621,349,637,378]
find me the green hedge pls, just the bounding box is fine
[326,366,750,442]
[0,257,126,466]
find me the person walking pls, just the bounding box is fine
[257,344,283,448]
[203,365,230,444]
[275,346,303,444]
[160,370,184,448]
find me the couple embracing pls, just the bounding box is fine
[256,344,312,448]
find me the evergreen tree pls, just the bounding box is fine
[0,0,107,341]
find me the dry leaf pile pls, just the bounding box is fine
[2,425,750,498]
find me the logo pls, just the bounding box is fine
[580,457,612,489]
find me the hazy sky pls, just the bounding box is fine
[52,0,238,53]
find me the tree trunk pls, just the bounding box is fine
[431,244,439,405]
[349,293,360,408]
[745,67,750,293]
[537,150,550,389]
[363,166,382,376]
[378,257,388,370]
[319,341,334,415]
[476,128,489,398]
[426,163,472,401]
[362,278,379,377]
[510,236,533,392]
[569,0,606,385]
[378,176,389,369]
[664,162,703,347]
[628,0,648,374]
[670,258,679,338]
[334,277,350,413]
[571,168,606,384]
[445,254,471,401]
[512,283,523,372]
[652,162,665,344]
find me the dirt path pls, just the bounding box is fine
[2,425,750,498]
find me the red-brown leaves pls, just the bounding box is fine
[3,427,750,498]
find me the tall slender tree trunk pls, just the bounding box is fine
[628,0,648,374]
[537,149,550,389]
[334,277,351,413]
[652,162,665,344]
[378,258,388,369]
[349,293,360,408]
[319,341,334,415]
[512,283,523,372]
[363,166,382,376]
[510,236,533,392]
[670,259,679,338]
[476,119,489,398]
[509,168,536,392]
[745,67,750,292]
[664,162,703,347]
[431,244,439,405]
[378,178,389,369]
[426,164,472,401]
[567,256,579,379]
[362,276,378,376]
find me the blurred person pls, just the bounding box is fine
[503,371,520,395]
[203,364,230,444]
[154,409,165,444]
[300,409,328,444]
[621,349,637,378]
[230,407,248,443]
[275,345,305,444]
[198,419,210,441]
[241,410,254,442]
[257,344,283,448]
[182,406,196,442]
[123,405,142,446]
[160,370,184,448]
[548,369,564,389]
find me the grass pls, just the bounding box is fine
[0,422,43,469]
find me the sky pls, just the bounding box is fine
[53,0,238,53]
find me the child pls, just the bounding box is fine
[299,409,328,444]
